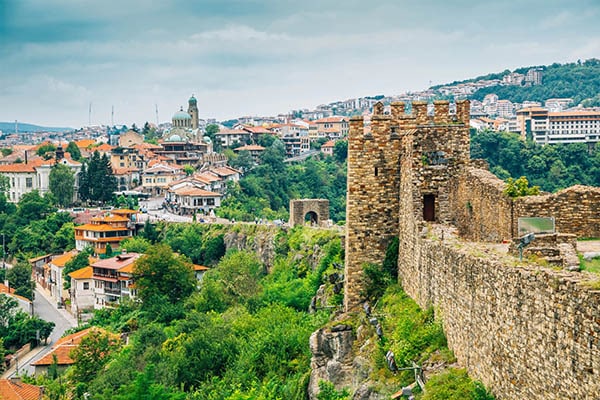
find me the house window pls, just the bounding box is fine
[83,282,90,290]
[207,198,215,206]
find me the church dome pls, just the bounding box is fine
[189,95,197,104]
[202,136,212,144]
[173,108,192,120]
[167,134,183,142]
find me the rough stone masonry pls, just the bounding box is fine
[344,99,600,399]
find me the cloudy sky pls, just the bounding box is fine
[1,0,599,128]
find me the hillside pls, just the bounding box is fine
[0,121,72,134]
[433,59,600,106]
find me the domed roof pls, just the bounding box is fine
[188,95,197,104]
[202,136,212,144]
[167,134,183,142]
[173,107,192,120]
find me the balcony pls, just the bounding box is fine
[104,286,121,295]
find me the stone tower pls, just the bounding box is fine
[343,100,470,311]
[188,95,199,130]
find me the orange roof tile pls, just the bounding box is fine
[75,139,96,149]
[74,223,129,232]
[51,250,78,267]
[193,264,209,271]
[0,379,43,400]
[95,143,114,151]
[32,327,117,367]
[234,145,265,152]
[173,187,221,197]
[91,214,129,223]
[68,266,93,280]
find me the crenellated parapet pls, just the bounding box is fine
[344,99,471,311]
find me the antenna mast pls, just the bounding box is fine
[111,105,114,126]
[88,102,92,126]
[155,104,159,126]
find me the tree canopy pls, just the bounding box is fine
[49,163,75,207]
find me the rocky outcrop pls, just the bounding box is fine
[308,324,356,400]
[223,228,276,270]
[308,324,386,400]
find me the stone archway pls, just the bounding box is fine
[289,199,330,228]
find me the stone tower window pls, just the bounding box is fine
[423,194,435,221]
[374,167,379,177]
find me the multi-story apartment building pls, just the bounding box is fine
[92,252,141,309]
[214,129,252,148]
[0,152,81,203]
[517,107,600,144]
[141,163,185,196]
[496,100,514,118]
[314,116,349,140]
[74,209,137,255]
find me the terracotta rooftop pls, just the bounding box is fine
[68,266,93,280]
[51,250,78,268]
[234,145,265,152]
[173,187,221,197]
[0,379,43,400]
[92,253,141,271]
[31,327,116,367]
[74,223,129,232]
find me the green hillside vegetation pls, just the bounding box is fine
[21,223,493,399]
[468,59,600,105]
[219,137,347,223]
[470,130,600,192]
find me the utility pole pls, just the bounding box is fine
[2,232,5,269]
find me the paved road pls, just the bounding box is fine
[7,286,78,377]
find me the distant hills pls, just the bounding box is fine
[0,121,72,134]
[434,59,600,107]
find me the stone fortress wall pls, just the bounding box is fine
[344,99,600,399]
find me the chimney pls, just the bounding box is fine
[24,150,28,164]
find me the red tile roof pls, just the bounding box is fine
[0,379,42,400]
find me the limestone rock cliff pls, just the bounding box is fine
[308,323,385,400]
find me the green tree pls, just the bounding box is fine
[70,329,120,384]
[133,244,196,320]
[333,140,348,163]
[36,143,56,158]
[17,191,56,224]
[503,176,540,198]
[66,141,82,161]
[63,247,93,290]
[78,163,90,202]
[49,163,75,207]
[6,261,34,300]
[120,236,151,254]
[183,165,195,176]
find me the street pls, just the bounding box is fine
[4,285,78,377]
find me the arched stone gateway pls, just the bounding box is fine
[289,199,330,228]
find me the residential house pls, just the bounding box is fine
[68,266,95,317]
[74,209,137,256]
[314,116,349,140]
[153,138,209,165]
[141,163,185,196]
[233,145,265,164]
[118,130,144,147]
[92,253,141,308]
[113,167,140,191]
[0,153,81,203]
[48,250,77,306]
[165,186,221,216]
[321,140,335,156]
[31,327,117,375]
[0,378,43,399]
[214,129,251,148]
[193,264,209,282]
[279,123,310,157]
[29,254,53,292]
